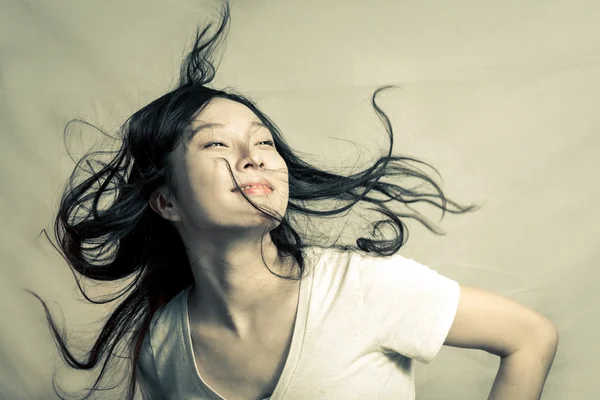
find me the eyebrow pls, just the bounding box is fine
[185,120,268,143]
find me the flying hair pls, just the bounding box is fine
[25,1,481,398]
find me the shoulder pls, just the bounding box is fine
[146,286,192,341]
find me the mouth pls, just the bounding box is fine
[237,185,273,196]
[231,178,273,194]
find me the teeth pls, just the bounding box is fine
[242,185,268,190]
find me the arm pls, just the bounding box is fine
[444,285,559,400]
[136,366,167,400]
[136,332,167,400]
[488,342,558,400]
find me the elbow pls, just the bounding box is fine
[538,317,560,348]
[517,317,560,356]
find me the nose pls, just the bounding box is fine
[236,150,265,170]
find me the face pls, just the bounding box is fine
[161,98,289,233]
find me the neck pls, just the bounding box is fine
[182,229,298,337]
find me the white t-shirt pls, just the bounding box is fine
[137,246,460,399]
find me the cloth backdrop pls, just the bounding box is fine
[1,0,598,398]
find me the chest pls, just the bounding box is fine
[188,304,298,400]
[191,331,292,400]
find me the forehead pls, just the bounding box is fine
[191,98,258,128]
[185,98,268,144]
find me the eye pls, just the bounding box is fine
[205,141,226,148]
[258,140,274,146]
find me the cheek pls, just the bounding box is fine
[272,154,289,175]
[187,167,220,198]
[175,160,213,206]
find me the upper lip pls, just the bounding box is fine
[231,178,273,192]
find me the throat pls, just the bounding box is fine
[189,279,301,341]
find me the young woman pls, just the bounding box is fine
[30,2,559,399]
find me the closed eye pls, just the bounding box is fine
[205,141,225,148]
[204,140,274,148]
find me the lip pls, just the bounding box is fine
[231,178,273,192]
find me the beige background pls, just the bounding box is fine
[1,0,599,398]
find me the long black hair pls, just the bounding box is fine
[27,1,480,399]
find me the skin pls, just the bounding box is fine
[149,97,299,341]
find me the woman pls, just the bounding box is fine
[30,1,558,399]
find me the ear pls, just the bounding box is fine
[149,187,183,222]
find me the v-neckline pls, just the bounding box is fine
[181,261,315,400]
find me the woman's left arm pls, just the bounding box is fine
[444,285,559,400]
[487,342,559,400]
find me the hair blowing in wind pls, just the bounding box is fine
[26,1,480,398]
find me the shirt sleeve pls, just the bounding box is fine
[355,251,461,364]
[136,330,166,400]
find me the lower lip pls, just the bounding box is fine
[239,186,272,195]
